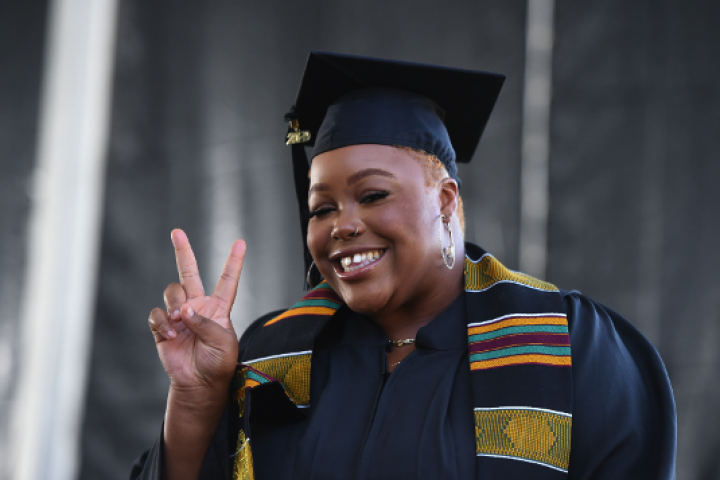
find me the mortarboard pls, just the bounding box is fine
[284,51,505,287]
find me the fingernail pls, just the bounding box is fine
[186,306,195,317]
[171,310,180,320]
[166,329,176,339]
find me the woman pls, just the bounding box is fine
[132,52,676,480]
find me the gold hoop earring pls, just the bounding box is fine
[438,214,455,269]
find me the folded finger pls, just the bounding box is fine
[148,307,176,340]
[181,304,236,347]
[212,239,246,312]
[171,229,205,299]
[164,283,187,322]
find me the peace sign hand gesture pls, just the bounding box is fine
[148,229,245,393]
[147,229,246,479]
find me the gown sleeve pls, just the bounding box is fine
[564,291,677,480]
[128,310,283,480]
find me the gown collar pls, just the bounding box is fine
[336,292,466,352]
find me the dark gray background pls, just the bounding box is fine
[0,0,48,474]
[1,1,718,479]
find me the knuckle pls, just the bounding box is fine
[179,263,199,277]
[219,271,236,283]
[193,314,210,330]
[210,293,230,308]
[164,283,186,304]
[148,308,166,328]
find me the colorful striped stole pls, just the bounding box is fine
[231,282,341,414]
[232,243,572,480]
[468,313,571,370]
[262,283,341,326]
[463,249,572,475]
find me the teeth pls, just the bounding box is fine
[339,250,384,272]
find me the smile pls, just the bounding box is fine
[339,249,385,272]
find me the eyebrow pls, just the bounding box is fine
[347,168,397,186]
[308,168,397,196]
[308,182,330,196]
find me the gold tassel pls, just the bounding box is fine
[232,429,255,480]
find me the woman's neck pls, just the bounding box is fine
[371,241,465,341]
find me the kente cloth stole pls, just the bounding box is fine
[230,243,572,479]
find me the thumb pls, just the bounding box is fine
[180,305,232,348]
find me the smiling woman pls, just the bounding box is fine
[131,52,676,480]
[307,144,463,331]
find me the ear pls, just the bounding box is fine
[437,178,459,218]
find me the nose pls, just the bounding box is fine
[331,219,364,240]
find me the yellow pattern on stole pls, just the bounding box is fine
[245,353,312,406]
[464,255,558,292]
[232,353,312,480]
[474,408,572,471]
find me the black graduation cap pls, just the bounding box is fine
[285,51,505,287]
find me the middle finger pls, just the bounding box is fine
[212,239,246,313]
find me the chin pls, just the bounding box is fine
[345,298,384,316]
[333,281,392,316]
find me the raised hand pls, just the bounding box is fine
[146,229,246,480]
[148,229,245,392]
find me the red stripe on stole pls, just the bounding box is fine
[302,289,342,302]
[244,364,277,382]
[469,332,570,354]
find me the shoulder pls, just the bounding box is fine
[237,282,346,362]
[561,290,670,387]
[560,290,677,478]
[237,309,287,359]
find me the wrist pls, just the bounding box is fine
[163,383,230,480]
[167,381,230,416]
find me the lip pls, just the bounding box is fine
[329,246,387,281]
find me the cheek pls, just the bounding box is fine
[306,221,330,257]
[402,192,438,230]
[370,197,437,251]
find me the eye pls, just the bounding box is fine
[308,206,335,219]
[360,191,389,204]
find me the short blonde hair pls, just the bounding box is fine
[394,146,465,234]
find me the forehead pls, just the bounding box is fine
[309,144,424,184]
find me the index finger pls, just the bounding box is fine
[211,239,246,312]
[171,229,205,299]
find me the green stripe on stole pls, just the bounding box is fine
[232,245,572,479]
[469,324,568,342]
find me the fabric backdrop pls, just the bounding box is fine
[0,1,718,479]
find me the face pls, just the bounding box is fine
[307,144,456,318]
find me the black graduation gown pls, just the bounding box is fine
[130,289,676,480]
